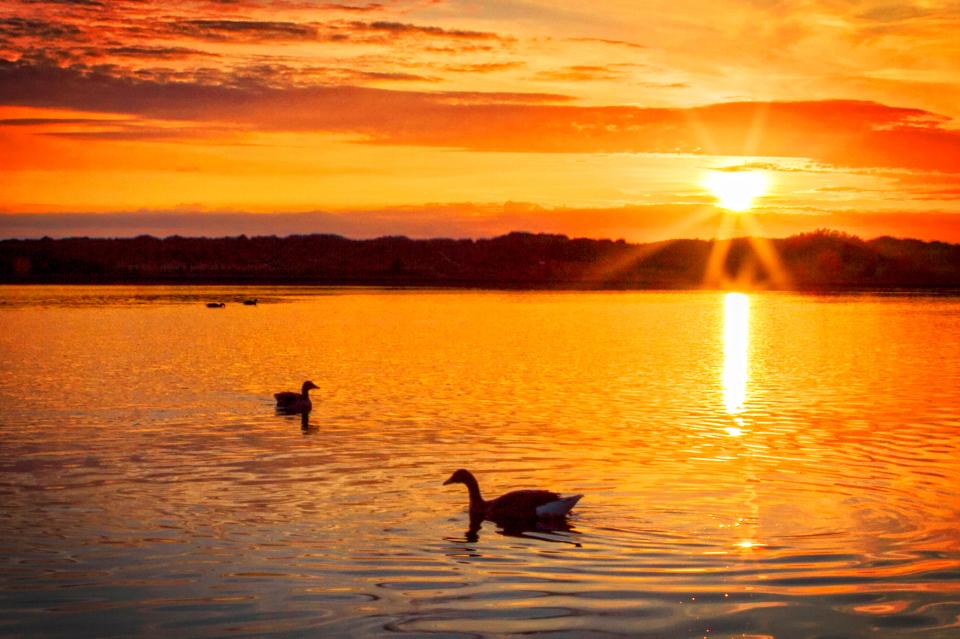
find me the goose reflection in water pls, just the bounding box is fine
[444,522,581,559]
[447,513,582,548]
[299,412,317,435]
[270,406,317,434]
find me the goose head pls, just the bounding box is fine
[443,468,474,486]
[301,380,319,394]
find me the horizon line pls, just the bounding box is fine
[3,228,957,248]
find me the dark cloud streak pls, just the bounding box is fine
[337,20,509,41]
[168,19,318,42]
[19,0,104,6]
[0,17,82,39]
[102,46,220,60]
[0,116,122,125]
[321,2,384,11]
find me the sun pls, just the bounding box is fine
[703,170,770,212]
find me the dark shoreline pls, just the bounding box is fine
[3,230,960,291]
[5,278,960,296]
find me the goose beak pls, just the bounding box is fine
[443,477,454,485]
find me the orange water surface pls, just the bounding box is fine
[1,286,958,638]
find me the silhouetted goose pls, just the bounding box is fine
[242,299,258,306]
[206,302,225,308]
[274,380,318,413]
[444,469,583,522]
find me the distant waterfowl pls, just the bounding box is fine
[206,302,225,308]
[242,299,258,306]
[443,469,583,522]
[274,380,318,413]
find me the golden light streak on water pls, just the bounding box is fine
[722,292,750,420]
[721,292,761,552]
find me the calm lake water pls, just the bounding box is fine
[1,286,959,638]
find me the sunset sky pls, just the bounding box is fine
[1,0,959,241]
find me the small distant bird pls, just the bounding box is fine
[274,380,319,413]
[443,469,583,522]
[242,299,258,306]
[206,302,225,308]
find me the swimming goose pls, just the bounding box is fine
[274,380,318,413]
[443,469,583,522]
[206,302,225,308]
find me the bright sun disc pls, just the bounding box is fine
[704,170,769,212]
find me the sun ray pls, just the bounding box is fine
[703,216,735,288]
[738,215,791,289]
[742,103,771,157]
[581,204,722,284]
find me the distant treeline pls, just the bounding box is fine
[2,230,960,290]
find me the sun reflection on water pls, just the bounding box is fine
[719,292,763,551]
[722,292,750,424]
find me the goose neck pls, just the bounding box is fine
[463,474,484,512]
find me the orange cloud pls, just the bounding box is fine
[2,56,958,172]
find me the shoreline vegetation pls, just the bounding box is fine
[2,229,959,290]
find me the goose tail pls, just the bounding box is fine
[536,494,583,517]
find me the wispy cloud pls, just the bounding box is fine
[441,61,524,74]
[566,37,646,50]
[533,64,627,82]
